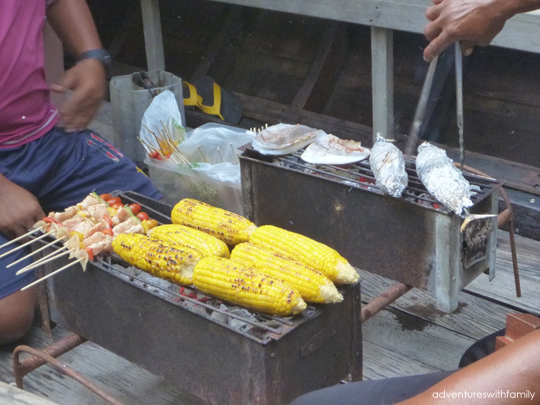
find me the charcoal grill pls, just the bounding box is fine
[240,146,502,313]
[43,192,362,405]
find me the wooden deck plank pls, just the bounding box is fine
[360,271,509,341]
[363,309,475,373]
[465,230,540,315]
[0,381,58,405]
[362,341,440,381]
[0,327,203,405]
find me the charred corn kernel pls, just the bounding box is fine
[112,233,201,285]
[171,199,257,245]
[70,231,84,242]
[249,225,359,284]
[230,243,343,303]
[193,257,306,316]
[148,224,230,258]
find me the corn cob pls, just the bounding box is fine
[249,225,359,284]
[112,233,201,285]
[171,199,257,246]
[148,224,230,258]
[193,256,307,316]
[230,243,343,303]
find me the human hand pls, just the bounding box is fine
[423,0,511,61]
[0,176,45,240]
[50,58,106,132]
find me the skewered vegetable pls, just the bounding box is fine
[249,225,359,284]
[230,243,343,303]
[148,224,230,258]
[112,233,200,285]
[171,199,257,245]
[193,256,307,316]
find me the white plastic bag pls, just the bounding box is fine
[145,123,254,215]
[139,90,186,151]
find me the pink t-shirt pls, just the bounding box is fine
[0,0,59,148]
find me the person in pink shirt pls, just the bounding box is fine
[0,0,160,345]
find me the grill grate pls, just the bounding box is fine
[97,255,333,344]
[270,148,499,213]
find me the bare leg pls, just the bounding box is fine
[0,287,37,345]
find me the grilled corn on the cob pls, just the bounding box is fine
[249,225,359,284]
[172,199,257,245]
[193,256,307,316]
[231,243,343,303]
[148,224,230,258]
[112,233,201,285]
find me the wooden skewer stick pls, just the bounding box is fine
[230,143,239,165]
[137,137,151,154]
[0,230,56,260]
[217,146,224,163]
[139,138,158,156]
[198,147,208,163]
[143,124,167,156]
[21,257,85,291]
[8,235,67,268]
[160,120,174,144]
[0,228,41,251]
[16,248,71,275]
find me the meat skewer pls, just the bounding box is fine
[16,247,71,275]
[10,193,159,288]
[21,256,87,291]
[7,234,69,268]
[0,229,58,259]
[0,228,42,251]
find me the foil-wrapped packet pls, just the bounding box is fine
[416,142,473,216]
[369,134,408,198]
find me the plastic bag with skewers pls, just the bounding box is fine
[138,90,187,162]
[144,123,254,215]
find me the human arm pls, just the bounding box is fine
[46,0,106,132]
[423,0,540,61]
[0,175,45,240]
[397,329,540,405]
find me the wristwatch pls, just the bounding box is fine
[76,49,112,76]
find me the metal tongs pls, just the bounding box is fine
[406,43,465,168]
[455,42,465,169]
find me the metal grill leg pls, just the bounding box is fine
[12,333,125,405]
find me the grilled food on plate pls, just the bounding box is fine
[148,224,230,258]
[369,134,408,198]
[416,142,473,216]
[301,134,370,165]
[172,199,257,245]
[249,225,359,284]
[193,256,307,316]
[112,233,201,285]
[231,242,343,303]
[252,123,326,156]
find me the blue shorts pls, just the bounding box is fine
[0,127,162,299]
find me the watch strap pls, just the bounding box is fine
[77,49,112,76]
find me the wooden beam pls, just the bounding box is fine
[191,6,244,80]
[371,26,393,141]
[208,0,540,54]
[292,22,340,109]
[140,0,165,71]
